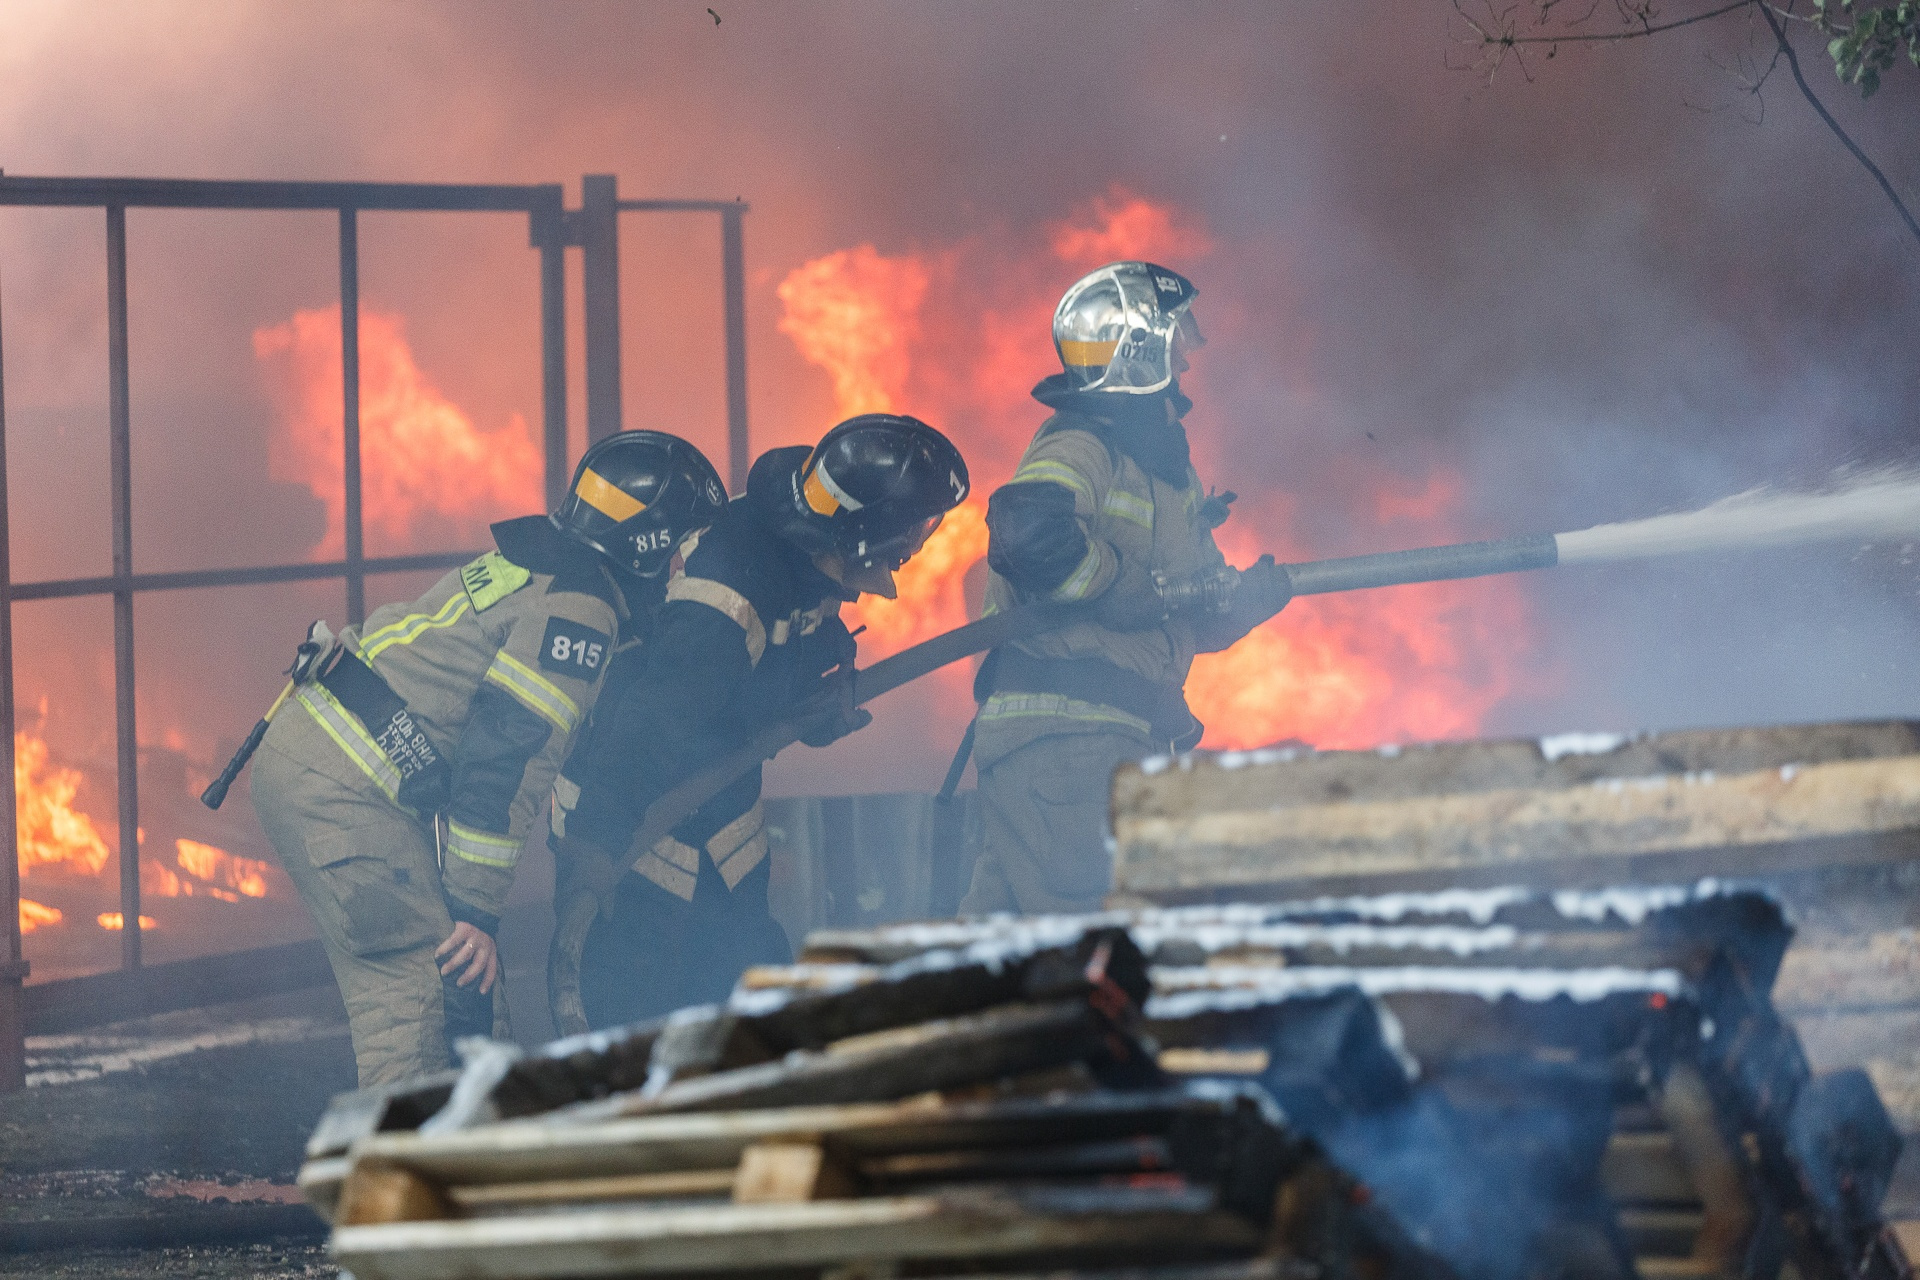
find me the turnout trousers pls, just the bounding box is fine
[250,738,502,1087]
[959,726,1152,918]
[579,857,791,1030]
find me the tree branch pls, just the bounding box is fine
[1460,0,1754,47]
[1758,1,1920,247]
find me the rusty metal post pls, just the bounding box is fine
[580,175,622,444]
[105,205,140,970]
[532,193,569,510]
[0,268,26,1091]
[339,208,365,626]
[720,203,750,494]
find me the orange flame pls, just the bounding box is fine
[18,899,61,934]
[16,730,111,878]
[96,912,156,931]
[775,246,929,418]
[1046,185,1216,264]
[175,839,270,899]
[776,188,1533,752]
[254,305,542,556]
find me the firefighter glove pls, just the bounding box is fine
[797,669,872,747]
[1235,555,1293,626]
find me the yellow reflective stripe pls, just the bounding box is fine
[634,847,698,901]
[360,594,471,661]
[666,575,767,665]
[576,467,647,522]
[1102,488,1154,530]
[1059,338,1118,368]
[707,805,767,890]
[295,685,402,802]
[1013,458,1094,504]
[979,691,1153,737]
[484,650,580,733]
[446,820,520,868]
[1055,544,1105,601]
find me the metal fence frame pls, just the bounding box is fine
[0,172,750,1089]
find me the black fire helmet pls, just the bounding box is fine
[787,414,969,572]
[551,430,728,578]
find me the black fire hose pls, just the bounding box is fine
[545,532,1561,1035]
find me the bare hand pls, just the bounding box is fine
[434,921,498,994]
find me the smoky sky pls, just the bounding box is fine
[0,0,1916,809]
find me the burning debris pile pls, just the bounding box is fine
[298,881,1905,1280]
[299,922,1449,1280]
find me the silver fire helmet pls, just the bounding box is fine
[1051,261,1203,395]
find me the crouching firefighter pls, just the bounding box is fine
[550,414,970,1031]
[246,431,726,1086]
[958,262,1291,917]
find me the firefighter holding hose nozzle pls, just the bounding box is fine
[549,415,969,1031]
[244,431,727,1086]
[958,262,1291,917]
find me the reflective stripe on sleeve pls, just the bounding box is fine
[977,691,1153,737]
[666,575,767,665]
[1102,487,1153,530]
[484,650,580,733]
[446,820,521,868]
[295,685,403,802]
[1054,544,1106,601]
[359,594,471,661]
[1012,458,1095,505]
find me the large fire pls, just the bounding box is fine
[16,730,110,879]
[14,719,280,938]
[254,304,543,557]
[778,188,1533,751]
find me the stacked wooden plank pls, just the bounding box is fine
[789,883,1907,1280]
[302,924,1448,1280]
[1095,719,1920,1280]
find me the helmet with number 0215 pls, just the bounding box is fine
[787,414,969,586]
[551,430,729,578]
[1052,261,1204,395]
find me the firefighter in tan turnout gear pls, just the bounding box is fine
[250,431,726,1086]
[959,263,1291,916]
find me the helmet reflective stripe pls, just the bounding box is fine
[1052,261,1198,395]
[784,414,969,573]
[552,431,725,578]
[1058,339,1120,370]
[575,467,648,522]
[802,456,862,516]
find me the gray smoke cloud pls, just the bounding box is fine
[0,0,1914,813]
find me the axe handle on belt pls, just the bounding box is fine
[201,619,336,811]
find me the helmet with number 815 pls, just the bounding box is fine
[551,430,728,578]
[1052,261,1204,396]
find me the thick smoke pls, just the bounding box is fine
[0,1,1914,869]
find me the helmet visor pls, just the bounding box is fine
[854,511,942,571]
